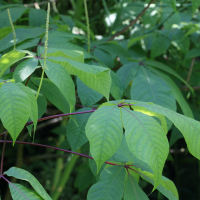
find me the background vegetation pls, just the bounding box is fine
[0,0,200,199]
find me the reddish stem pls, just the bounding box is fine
[26,110,95,126]
[107,0,156,41]
[0,140,120,166]
[1,176,29,200]
[75,104,86,108]
[0,133,7,175]
[25,75,31,86]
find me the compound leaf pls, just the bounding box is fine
[0,82,31,143]
[122,108,169,190]
[16,83,38,133]
[87,166,125,200]
[5,167,51,200]
[42,59,75,112]
[13,57,38,83]
[9,183,43,200]
[0,50,25,78]
[86,105,123,172]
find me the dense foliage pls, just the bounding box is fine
[0,0,200,199]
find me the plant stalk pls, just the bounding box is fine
[51,149,80,200]
[50,116,68,195]
[36,3,50,99]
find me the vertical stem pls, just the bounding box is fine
[186,58,195,83]
[84,0,90,53]
[51,149,80,200]
[36,3,50,99]
[52,1,59,14]
[0,133,7,175]
[50,116,68,195]
[7,9,16,50]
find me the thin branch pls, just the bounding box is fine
[1,176,29,200]
[0,110,95,138]
[146,11,175,34]
[146,0,188,35]
[35,3,50,100]
[25,75,31,86]
[107,0,156,41]
[26,110,95,126]
[180,85,200,91]
[0,133,7,175]
[186,58,195,83]
[75,104,86,108]
[0,140,120,166]
[0,131,7,139]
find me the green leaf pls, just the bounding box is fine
[9,183,43,200]
[163,13,180,29]
[0,7,27,28]
[38,46,84,63]
[47,42,91,59]
[160,0,176,11]
[131,66,176,111]
[124,172,149,200]
[66,108,92,151]
[36,92,47,118]
[149,67,194,118]
[0,78,15,88]
[121,108,169,190]
[185,47,200,60]
[5,167,52,200]
[93,48,114,69]
[151,34,171,59]
[87,166,125,200]
[131,101,200,161]
[60,14,75,30]
[31,78,70,114]
[0,27,45,52]
[127,34,150,48]
[26,89,47,134]
[98,42,130,58]
[15,38,40,50]
[74,19,95,41]
[192,0,200,14]
[0,82,31,143]
[169,126,183,147]
[86,105,123,172]
[41,59,75,112]
[117,62,139,89]
[77,77,103,106]
[16,83,38,133]
[13,57,38,83]
[109,135,153,173]
[132,106,168,134]
[0,50,25,78]
[29,8,46,26]
[184,27,200,38]
[110,71,124,100]
[48,57,111,101]
[145,60,194,93]
[141,171,179,200]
